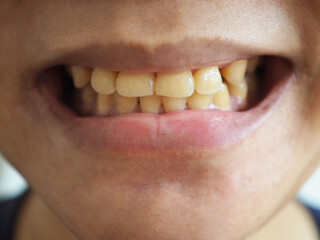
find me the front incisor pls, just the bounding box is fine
[69,66,92,88]
[91,68,117,95]
[97,94,114,115]
[228,80,248,100]
[155,71,194,98]
[162,97,187,112]
[187,92,213,110]
[221,60,248,86]
[115,93,138,114]
[212,83,231,110]
[194,67,222,94]
[117,73,155,97]
[140,95,162,113]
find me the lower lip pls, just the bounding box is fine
[36,72,292,155]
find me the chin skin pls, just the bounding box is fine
[0,1,320,240]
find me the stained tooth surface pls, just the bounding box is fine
[115,93,138,114]
[81,84,96,103]
[140,95,162,113]
[228,80,248,100]
[187,92,213,110]
[155,71,194,98]
[117,73,155,97]
[194,67,222,94]
[221,60,247,86]
[97,94,113,115]
[212,83,231,110]
[91,68,117,95]
[162,97,186,112]
[246,57,260,74]
[69,66,92,88]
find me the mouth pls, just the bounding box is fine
[34,53,293,154]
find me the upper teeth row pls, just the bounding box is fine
[67,57,259,114]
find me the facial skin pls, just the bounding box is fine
[0,1,320,240]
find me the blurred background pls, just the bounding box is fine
[1,153,320,209]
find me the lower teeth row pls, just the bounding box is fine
[67,58,260,116]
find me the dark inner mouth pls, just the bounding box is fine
[36,56,293,117]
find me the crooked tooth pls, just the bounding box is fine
[246,57,260,74]
[69,66,92,88]
[228,80,248,100]
[187,92,213,110]
[115,93,138,114]
[117,73,155,97]
[155,71,194,98]
[194,66,222,94]
[91,68,117,95]
[81,84,96,103]
[162,97,186,112]
[140,95,162,114]
[220,60,247,86]
[212,83,231,110]
[96,94,113,116]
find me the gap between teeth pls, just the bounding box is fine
[67,58,260,116]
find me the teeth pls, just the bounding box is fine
[96,94,114,116]
[115,93,138,114]
[69,66,92,88]
[194,67,222,94]
[227,80,248,100]
[212,83,231,110]
[81,84,96,103]
[187,92,213,110]
[220,60,247,86]
[140,95,162,113]
[117,73,155,97]
[91,68,117,95]
[155,71,194,98]
[162,97,187,112]
[246,57,260,74]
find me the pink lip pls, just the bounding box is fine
[37,67,292,155]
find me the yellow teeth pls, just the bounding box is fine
[69,66,92,88]
[162,97,187,112]
[117,73,155,97]
[212,83,231,110]
[155,71,194,98]
[140,95,162,114]
[221,59,248,86]
[81,84,96,104]
[194,67,222,94]
[91,68,117,95]
[115,93,138,114]
[96,94,113,116]
[227,80,248,100]
[246,57,260,74]
[187,92,213,110]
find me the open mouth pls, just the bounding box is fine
[35,55,293,152]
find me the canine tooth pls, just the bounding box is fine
[117,73,154,97]
[115,93,138,114]
[140,95,162,114]
[187,92,213,110]
[247,57,260,74]
[212,83,231,110]
[228,80,248,100]
[69,66,92,88]
[97,94,113,115]
[91,68,117,95]
[162,97,186,112]
[155,71,194,97]
[221,60,247,86]
[194,66,222,94]
[81,84,96,103]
